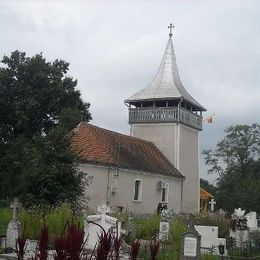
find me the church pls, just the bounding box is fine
[72,24,206,214]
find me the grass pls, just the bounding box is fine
[0,207,12,236]
[0,204,84,239]
[134,213,160,239]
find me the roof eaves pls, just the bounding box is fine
[78,158,185,179]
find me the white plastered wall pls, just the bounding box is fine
[80,163,182,215]
[131,122,199,213]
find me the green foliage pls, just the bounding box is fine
[0,208,12,236]
[0,50,91,208]
[0,204,83,239]
[194,212,230,238]
[203,124,260,213]
[169,216,187,253]
[200,179,217,196]
[201,255,219,260]
[134,213,160,239]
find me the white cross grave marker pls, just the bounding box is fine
[209,198,216,212]
[97,203,110,215]
[10,197,22,221]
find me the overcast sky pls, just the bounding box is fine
[1,0,260,183]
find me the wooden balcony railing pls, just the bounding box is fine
[128,107,202,130]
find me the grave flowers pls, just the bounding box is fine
[230,210,248,231]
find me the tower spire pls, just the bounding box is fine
[168,23,174,38]
[125,25,205,111]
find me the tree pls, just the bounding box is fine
[0,51,91,209]
[200,178,217,196]
[203,124,260,213]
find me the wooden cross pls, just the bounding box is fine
[168,23,175,38]
[10,197,21,221]
[209,198,216,212]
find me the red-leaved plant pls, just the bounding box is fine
[16,224,27,260]
[113,236,122,260]
[53,236,67,260]
[150,239,160,260]
[36,226,49,260]
[129,238,141,260]
[54,223,85,260]
[87,221,114,260]
[16,234,27,260]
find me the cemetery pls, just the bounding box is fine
[1,199,260,259]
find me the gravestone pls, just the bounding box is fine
[246,211,258,231]
[158,209,173,241]
[195,225,218,252]
[229,208,249,247]
[6,198,22,249]
[181,215,201,260]
[84,204,119,250]
[159,222,170,241]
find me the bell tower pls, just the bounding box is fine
[125,24,206,212]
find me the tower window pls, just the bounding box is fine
[155,101,166,107]
[133,179,143,201]
[142,101,153,107]
[168,100,179,107]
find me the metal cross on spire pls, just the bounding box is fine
[168,23,175,38]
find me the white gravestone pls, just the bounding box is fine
[195,226,218,250]
[6,198,22,249]
[84,204,118,250]
[246,211,258,231]
[230,208,249,247]
[184,237,197,257]
[159,222,170,241]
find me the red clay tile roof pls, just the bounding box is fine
[72,123,184,178]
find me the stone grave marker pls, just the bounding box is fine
[229,208,249,247]
[246,211,258,231]
[84,204,119,250]
[6,198,22,250]
[159,221,170,241]
[181,215,201,260]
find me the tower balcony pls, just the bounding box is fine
[128,107,203,131]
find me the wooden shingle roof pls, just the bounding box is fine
[72,123,184,178]
[200,188,214,200]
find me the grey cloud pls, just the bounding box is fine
[1,0,260,183]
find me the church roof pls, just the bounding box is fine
[125,38,206,111]
[72,123,184,178]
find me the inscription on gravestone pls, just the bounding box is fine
[184,237,197,257]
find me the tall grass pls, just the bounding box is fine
[0,204,83,239]
[0,207,12,236]
[194,212,230,238]
[134,213,160,239]
[169,216,187,253]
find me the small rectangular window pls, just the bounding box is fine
[161,183,169,203]
[133,179,142,201]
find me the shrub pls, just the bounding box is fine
[194,212,229,238]
[168,216,187,253]
[134,213,160,239]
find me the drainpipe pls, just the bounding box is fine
[180,177,184,212]
[177,98,183,123]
